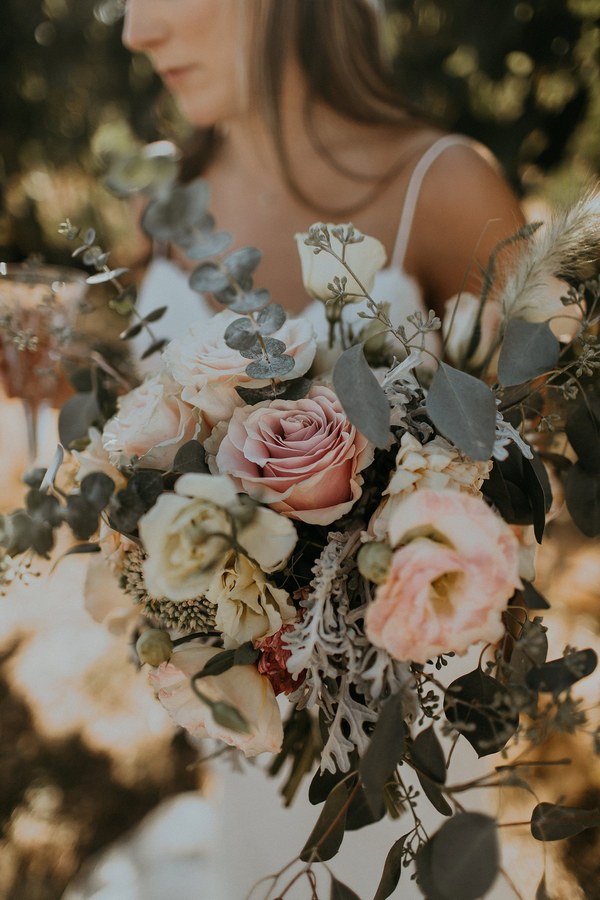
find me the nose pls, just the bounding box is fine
[122,0,168,53]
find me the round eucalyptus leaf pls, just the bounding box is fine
[246,354,295,379]
[257,303,286,334]
[241,337,287,360]
[229,288,271,314]
[224,247,262,279]
[185,230,233,260]
[189,263,230,294]
[224,318,259,351]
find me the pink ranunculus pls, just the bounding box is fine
[162,309,317,428]
[365,489,521,664]
[102,372,199,470]
[211,385,373,525]
[148,642,283,757]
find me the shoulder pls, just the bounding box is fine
[405,134,525,308]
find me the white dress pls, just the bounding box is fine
[130,135,499,900]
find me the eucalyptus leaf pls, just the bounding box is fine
[86,267,129,285]
[257,303,287,334]
[224,246,262,279]
[333,344,390,449]
[276,377,312,401]
[224,318,258,351]
[119,320,144,340]
[143,305,168,323]
[520,580,551,610]
[189,263,230,294]
[531,802,600,841]
[141,338,170,360]
[235,385,277,405]
[64,495,101,541]
[416,773,453,817]
[300,778,349,862]
[565,398,600,475]
[359,691,406,816]
[345,784,386,831]
[444,668,519,757]
[141,180,210,242]
[80,472,115,512]
[62,543,102,557]
[172,440,208,473]
[526,648,597,694]
[430,813,499,899]
[498,319,561,386]
[426,363,496,460]
[372,835,407,900]
[193,649,236,680]
[415,839,446,900]
[564,463,600,537]
[240,337,287,360]
[58,392,101,448]
[330,876,361,900]
[410,725,446,784]
[228,288,271,314]
[185,230,233,259]
[246,354,295,379]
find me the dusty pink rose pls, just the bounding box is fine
[102,372,198,469]
[211,385,373,525]
[162,309,317,428]
[365,489,521,663]
[148,642,283,757]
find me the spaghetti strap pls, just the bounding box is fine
[391,134,474,269]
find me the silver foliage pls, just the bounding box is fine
[284,531,413,773]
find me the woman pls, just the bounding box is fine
[118,2,524,896]
[122,0,524,338]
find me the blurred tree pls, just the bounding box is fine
[1,0,599,262]
[387,0,600,192]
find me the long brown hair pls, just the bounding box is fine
[181,0,425,211]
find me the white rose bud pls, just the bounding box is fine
[136,629,173,666]
[295,223,387,302]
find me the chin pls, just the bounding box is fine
[173,89,239,130]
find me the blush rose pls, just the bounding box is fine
[102,372,199,470]
[365,489,521,663]
[162,309,317,428]
[148,642,283,757]
[210,385,373,525]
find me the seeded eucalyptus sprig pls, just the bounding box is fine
[137,169,297,397]
[58,220,169,361]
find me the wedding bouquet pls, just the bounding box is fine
[2,144,600,899]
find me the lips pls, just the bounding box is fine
[159,65,196,86]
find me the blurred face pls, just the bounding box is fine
[122,0,247,127]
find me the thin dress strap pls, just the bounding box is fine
[391,134,474,269]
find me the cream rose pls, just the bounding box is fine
[102,372,199,470]
[148,642,283,756]
[138,473,297,601]
[295,224,387,302]
[210,385,373,525]
[162,309,317,428]
[206,550,295,648]
[365,489,521,663]
[369,432,491,541]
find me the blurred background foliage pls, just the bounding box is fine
[1,0,600,265]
